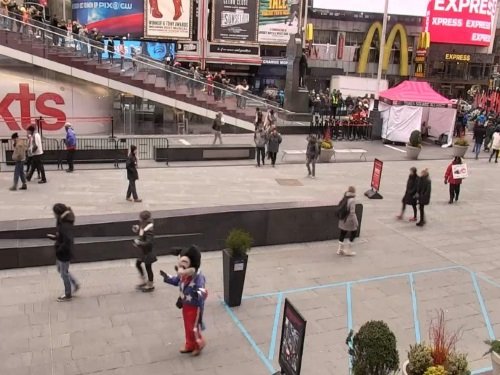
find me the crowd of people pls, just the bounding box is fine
[251,108,282,167]
[309,89,371,120]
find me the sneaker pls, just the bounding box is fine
[179,347,194,354]
[20,184,27,190]
[66,169,73,173]
[57,294,72,302]
[38,180,47,184]
[126,198,133,202]
[73,284,80,294]
[396,215,403,220]
[416,221,426,227]
[134,199,142,203]
[9,186,16,191]
[409,217,417,222]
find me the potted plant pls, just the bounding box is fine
[403,343,433,375]
[319,134,335,163]
[223,229,252,307]
[406,130,422,160]
[423,366,447,375]
[453,138,469,158]
[346,320,399,375]
[483,340,500,375]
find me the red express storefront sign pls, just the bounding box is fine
[424,0,497,46]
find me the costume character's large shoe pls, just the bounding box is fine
[173,0,183,21]
[149,0,163,18]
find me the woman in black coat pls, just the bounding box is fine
[416,169,432,227]
[126,145,141,202]
[397,167,419,222]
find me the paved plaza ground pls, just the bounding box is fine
[1,137,500,374]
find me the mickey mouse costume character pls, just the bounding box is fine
[160,246,207,356]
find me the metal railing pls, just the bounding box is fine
[0,11,288,118]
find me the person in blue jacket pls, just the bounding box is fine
[64,123,77,172]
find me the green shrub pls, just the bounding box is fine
[423,366,447,375]
[484,340,500,356]
[407,343,433,375]
[445,352,471,375]
[225,229,253,258]
[454,138,469,147]
[346,321,399,375]
[409,130,422,148]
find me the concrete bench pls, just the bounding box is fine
[281,150,306,161]
[333,149,368,162]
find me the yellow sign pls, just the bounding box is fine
[357,22,408,76]
[444,53,471,62]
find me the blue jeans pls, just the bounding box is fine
[56,260,77,296]
[13,161,26,188]
[473,141,482,158]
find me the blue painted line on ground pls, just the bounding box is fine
[222,301,276,374]
[470,272,496,341]
[472,367,493,375]
[268,293,283,361]
[408,273,421,344]
[346,283,353,370]
[477,273,500,288]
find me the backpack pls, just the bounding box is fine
[336,196,350,220]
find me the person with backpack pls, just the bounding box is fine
[126,145,142,202]
[396,167,418,222]
[416,169,431,227]
[337,186,358,256]
[132,210,156,292]
[305,134,320,178]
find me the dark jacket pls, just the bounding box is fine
[473,126,486,144]
[267,133,282,153]
[107,39,115,53]
[403,174,418,205]
[54,210,75,262]
[126,153,139,181]
[133,220,156,264]
[417,175,432,206]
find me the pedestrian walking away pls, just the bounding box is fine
[126,145,142,202]
[254,127,268,167]
[416,169,431,227]
[212,112,224,145]
[64,123,77,172]
[488,129,500,163]
[160,245,208,356]
[26,125,47,183]
[9,132,27,191]
[305,135,320,178]
[47,204,80,302]
[397,167,418,222]
[132,210,156,292]
[337,186,358,256]
[472,121,486,159]
[107,36,115,64]
[445,157,463,204]
[267,127,282,167]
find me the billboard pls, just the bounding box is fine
[312,0,428,17]
[424,0,497,46]
[102,40,175,60]
[212,0,258,43]
[144,0,192,40]
[0,67,112,136]
[72,0,144,38]
[258,0,301,45]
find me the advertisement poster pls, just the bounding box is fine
[278,299,307,375]
[258,0,301,45]
[212,0,258,43]
[72,0,144,38]
[371,159,383,191]
[144,0,192,40]
[336,31,345,60]
[102,40,175,61]
[0,67,112,136]
[424,0,497,46]
[452,163,468,179]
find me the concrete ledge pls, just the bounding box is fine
[0,201,363,269]
[154,144,256,162]
[6,149,128,165]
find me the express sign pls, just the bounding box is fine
[425,0,498,46]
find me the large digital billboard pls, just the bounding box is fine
[101,40,175,61]
[212,0,258,43]
[72,0,144,38]
[424,0,497,46]
[312,0,428,17]
[144,0,192,40]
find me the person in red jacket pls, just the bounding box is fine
[444,157,463,204]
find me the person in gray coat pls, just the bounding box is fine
[254,127,268,167]
[337,186,358,256]
[267,127,282,167]
[306,134,320,178]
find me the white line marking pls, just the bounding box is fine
[384,144,406,153]
[179,139,191,145]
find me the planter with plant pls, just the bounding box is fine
[483,340,500,375]
[407,130,422,160]
[346,320,399,375]
[223,229,253,307]
[453,138,469,158]
[319,135,334,163]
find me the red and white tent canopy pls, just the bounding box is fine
[380,81,455,108]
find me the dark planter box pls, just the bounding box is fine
[154,145,256,162]
[5,149,127,165]
[223,249,248,307]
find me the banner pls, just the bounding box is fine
[278,299,307,375]
[312,0,428,17]
[371,159,383,191]
[258,0,301,45]
[424,0,497,46]
[72,0,144,38]
[336,31,345,60]
[144,0,192,40]
[101,40,175,60]
[212,0,258,43]
[452,164,468,179]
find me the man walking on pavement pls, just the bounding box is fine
[26,125,47,184]
[9,133,28,191]
[64,123,77,172]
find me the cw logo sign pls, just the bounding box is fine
[357,22,409,77]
